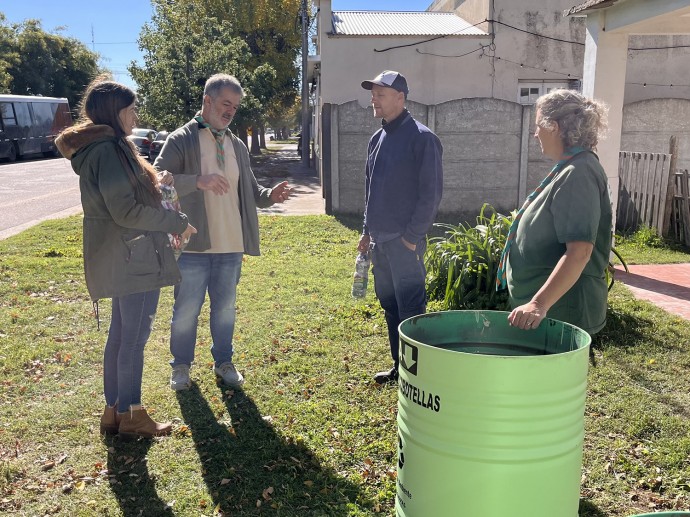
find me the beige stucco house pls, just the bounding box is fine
[310,0,690,220]
[563,0,690,212]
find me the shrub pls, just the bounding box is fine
[425,204,513,311]
[617,225,665,248]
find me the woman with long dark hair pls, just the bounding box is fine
[56,79,196,439]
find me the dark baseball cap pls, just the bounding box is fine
[361,70,409,95]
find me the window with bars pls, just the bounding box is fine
[518,81,580,104]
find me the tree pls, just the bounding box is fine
[163,0,302,153]
[266,93,301,141]
[0,14,20,93]
[130,1,260,133]
[222,0,303,152]
[5,19,100,110]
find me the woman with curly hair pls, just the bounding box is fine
[496,89,612,335]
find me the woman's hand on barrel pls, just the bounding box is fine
[508,300,547,330]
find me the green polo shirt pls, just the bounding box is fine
[506,151,612,334]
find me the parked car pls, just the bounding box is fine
[127,128,156,157]
[148,131,169,162]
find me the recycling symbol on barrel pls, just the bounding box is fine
[398,432,405,469]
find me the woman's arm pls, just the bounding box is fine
[508,240,593,329]
[96,144,188,234]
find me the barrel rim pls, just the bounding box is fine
[399,310,591,359]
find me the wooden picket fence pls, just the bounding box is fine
[616,151,673,236]
[669,169,690,245]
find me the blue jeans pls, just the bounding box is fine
[170,252,243,368]
[371,238,427,368]
[103,290,161,413]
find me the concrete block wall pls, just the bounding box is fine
[327,97,689,223]
[621,98,690,171]
[332,97,547,221]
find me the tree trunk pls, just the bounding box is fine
[250,127,261,155]
[259,125,267,149]
[237,127,249,149]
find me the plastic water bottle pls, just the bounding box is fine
[351,252,371,298]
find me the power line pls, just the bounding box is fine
[494,55,581,79]
[374,19,489,53]
[415,46,486,59]
[487,19,584,46]
[628,82,690,88]
[629,44,690,51]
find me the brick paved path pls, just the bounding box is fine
[614,264,690,320]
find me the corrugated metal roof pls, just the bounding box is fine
[331,11,487,36]
[564,0,620,16]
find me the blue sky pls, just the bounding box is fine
[1,1,433,89]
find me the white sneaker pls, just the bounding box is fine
[214,362,244,387]
[170,364,191,391]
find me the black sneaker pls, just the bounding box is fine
[374,367,398,385]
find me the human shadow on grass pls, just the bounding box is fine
[616,269,690,302]
[593,306,654,353]
[176,383,367,516]
[105,435,174,517]
[578,499,607,516]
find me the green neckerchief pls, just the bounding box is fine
[195,114,228,168]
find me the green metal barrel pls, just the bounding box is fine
[396,310,591,517]
[629,513,690,516]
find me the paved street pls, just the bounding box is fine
[0,156,82,240]
[0,142,323,241]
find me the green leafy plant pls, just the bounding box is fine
[425,204,513,310]
[619,225,666,248]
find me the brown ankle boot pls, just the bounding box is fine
[100,405,122,435]
[118,408,172,439]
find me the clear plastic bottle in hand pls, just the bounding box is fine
[351,252,371,298]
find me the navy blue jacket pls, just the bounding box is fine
[363,109,443,244]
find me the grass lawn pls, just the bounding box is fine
[1,215,690,516]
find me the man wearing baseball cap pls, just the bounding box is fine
[357,70,444,384]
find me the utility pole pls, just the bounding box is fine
[300,0,310,167]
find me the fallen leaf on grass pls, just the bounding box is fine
[262,486,274,500]
[304,480,314,487]
[175,425,191,437]
[220,478,231,485]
